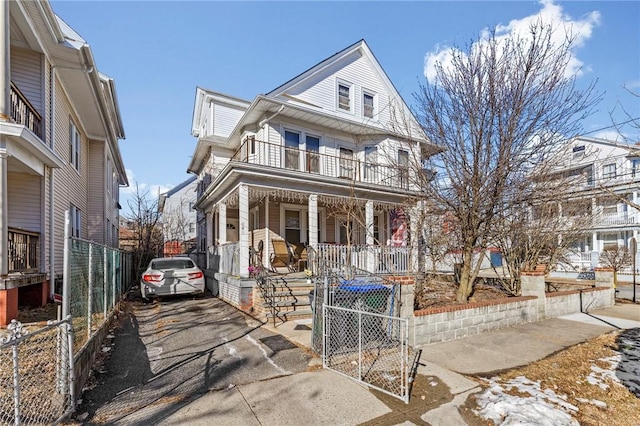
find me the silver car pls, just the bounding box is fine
[140,257,205,299]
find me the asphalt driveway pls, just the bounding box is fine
[73,290,312,425]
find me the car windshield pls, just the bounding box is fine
[151,259,195,270]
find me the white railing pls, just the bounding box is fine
[593,211,636,226]
[316,244,411,275]
[218,242,240,276]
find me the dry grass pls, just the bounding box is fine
[415,275,509,310]
[478,331,640,426]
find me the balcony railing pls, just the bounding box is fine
[232,139,412,190]
[8,228,40,273]
[10,82,43,138]
[593,211,636,226]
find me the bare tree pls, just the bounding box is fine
[161,197,194,255]
[491,201,591,295]
[126,183,163,277]
[414,21,600,302]
[599,245,632,288]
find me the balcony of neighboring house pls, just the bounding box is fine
[1,228,47,290]
[593,210,637,227]
[10,82,43,139]
[231,138,412,191]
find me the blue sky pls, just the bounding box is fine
[49,1,640,213]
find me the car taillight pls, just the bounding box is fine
[143,274,162,282]
[188,271,203,280]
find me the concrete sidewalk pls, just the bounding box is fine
[159,303,638,425]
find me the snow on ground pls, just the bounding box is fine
[474,327,640,425]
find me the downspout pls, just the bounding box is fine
[49,65,56,299]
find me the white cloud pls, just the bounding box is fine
[120,168,173,198]
[423,0,601,83]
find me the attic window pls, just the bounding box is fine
[338,83,351,111]
[363,92,374,118]
[572,145,585,158]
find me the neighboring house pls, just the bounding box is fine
[187,40,438,305]
[158,176,197,256]
[549,136,640,270]
[0,0,127,325]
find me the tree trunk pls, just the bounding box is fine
[456,254,474,302]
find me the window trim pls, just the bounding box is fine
[69,120,81,172]
[362,89,376,119]
[336,79,353,113]
[279,203,326,244]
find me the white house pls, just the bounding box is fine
[549,136,640,269]
[187,40,438,309]
[0,0,127,324]
[158,176,198,256]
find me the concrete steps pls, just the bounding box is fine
[254,276,315,322]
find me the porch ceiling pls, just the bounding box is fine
[196,162,415,210]
[1,122,65,174]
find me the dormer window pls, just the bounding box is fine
[363,92,375,118]
[337,82,351,111]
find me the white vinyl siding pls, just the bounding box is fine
[272,50,391,126]
[214,103,244,138]
[9,47,43,113]
[70,121,80,171]
[7,172,42,232]
[88,141,106,244]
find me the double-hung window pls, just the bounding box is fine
[339,148,354,179]
[398,150,409,188]
[284,130,300,170]
[70,121,80,171]
[70,205,81,238]
[363,92,375,118]
[337,82,351,111]
[364,146,377,181]
[602,163,617,180]
[306,135,320,173]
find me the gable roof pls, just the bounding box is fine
[158,176,197,211]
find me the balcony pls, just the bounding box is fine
[10,82,43,139]
[593,211,636,227]
[231,139,411,190]
[8,228,40,273]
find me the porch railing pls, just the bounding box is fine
[218,242,240,276]
[593,211,636,226]
[10,82,43,139]
[8,228,40,273]
[232,138,412,190]
[317,244,410,275]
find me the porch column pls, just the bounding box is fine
[410,205,419,273]
[0,151,7,276]
[218,202,227,245]
[365,200,375,273]
[308,194,318,249]
[238,184,250,278]
[592,232,598,252]
[205,210,213,269]
[0,0,9,122]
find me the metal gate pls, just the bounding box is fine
[311,266,414,403]
[0,318,75,425]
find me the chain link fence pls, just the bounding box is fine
[0,318,74,425]
[323,305,412,403]
[310,264,415,402]
[66,237,133,350]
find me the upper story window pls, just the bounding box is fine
[632,159,640,178]
[69,121,81,171]
[284,130,300,170]
[337,81,352,112]
[363,91,375,118]
[70,204,81,238]
[306,135,320,173]
[602,163,617,180]
[572,145,585,158]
